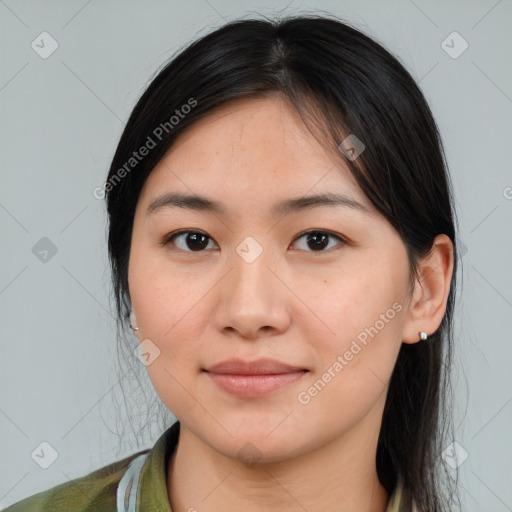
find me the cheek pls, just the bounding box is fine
[129,238,206,340]
[128,244,218,406]
[296,256,405,348]
[297,295,404,432]
[131,276,208,418]
[144,357,202,422]
[297,256,406,401]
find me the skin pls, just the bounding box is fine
[128,94,454,512]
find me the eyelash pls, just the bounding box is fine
[161,229,347,254]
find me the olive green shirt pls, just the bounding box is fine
[2,421,406,511]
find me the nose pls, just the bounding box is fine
[213,243,291,340]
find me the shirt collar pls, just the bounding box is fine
[138,422,405,511]
[137,421,179,511]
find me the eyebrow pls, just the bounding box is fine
[146,192,372,217]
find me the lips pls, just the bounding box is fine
[203,357,308,375]
[203,358,309,397]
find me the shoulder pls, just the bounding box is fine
[1,449,149,512]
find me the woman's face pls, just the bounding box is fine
[128,95,413,463]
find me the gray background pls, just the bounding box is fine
[1,0,511,510]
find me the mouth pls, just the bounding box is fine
[202,358,309,397]
[203,357,309,375]
[203,371,308,397]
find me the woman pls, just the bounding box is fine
[3,13,459,512]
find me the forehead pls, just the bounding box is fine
[139,96,372,213]
[164,95,336,173]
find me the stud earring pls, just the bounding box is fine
[419,331,428,341]
[129,309,139,332]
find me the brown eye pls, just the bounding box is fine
[163,230,218,252]
[291,230,346,253]
[162,229,346,254]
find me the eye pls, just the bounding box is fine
[161,229,346,253]
[162,230,218,252]
[291,230,346,253]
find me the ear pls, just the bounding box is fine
[402,234,454,344]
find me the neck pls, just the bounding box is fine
[166,399,391,512]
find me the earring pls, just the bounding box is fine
[130,309,139,332]
[419,331,428,341]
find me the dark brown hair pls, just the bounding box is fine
[105,13,460,511]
